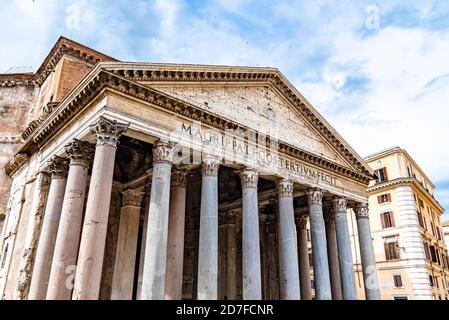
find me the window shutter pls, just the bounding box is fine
[380,213,385,229]
[383,167,388,180]
[377,195,382,204]
[384,243,389,260]
[387,193,391,202]
[389,212,395,227]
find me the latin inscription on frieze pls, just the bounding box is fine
[180,123,337,187]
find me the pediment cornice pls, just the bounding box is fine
[4,67,373,184]
[103,63,373,177]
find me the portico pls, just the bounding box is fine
[1,43,380,300]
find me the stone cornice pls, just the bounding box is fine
[0,73,35,87]
[21,102,59,141]
[367,177,444,213]
[277,179,294,198]
[5,69,373,184]
[4,153,29,176]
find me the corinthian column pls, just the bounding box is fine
[354,204,380,300]
[29,156,69,300]
[305,188,331,300]
[165,169,189,300]
[240,168,262,300]
[136,178,151,299]
[332,197,357,300]
[72,117,128,300]
[295,214,312,300]
[47,139,93,300]
[141,141,176,300]
[111,189,144,300]
[323,207,342,300]
[197,155,220,300]
[15,171,51,300]
[277,179,301,300]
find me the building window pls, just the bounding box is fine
[430,245,438,263]
[431,222,436,237]
[393,274,403,288]
[417,210,425,228]
[377,193,391,204]
[384,239,400,260]
[407,166,412,178]
[375,167,388,183]
[429,275,434,287]
[423,242,431,260]
[418,198,424,208]
[437,227,442,240]
[380,211,395,229]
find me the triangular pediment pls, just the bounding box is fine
[99,62,373,176]
[145,83,351,168]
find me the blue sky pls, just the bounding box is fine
[1,0,449,217]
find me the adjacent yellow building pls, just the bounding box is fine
[348,147,448,300]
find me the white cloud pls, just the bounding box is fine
[0,0,60,72]
[307,27,449,183]
[155,0,179,37]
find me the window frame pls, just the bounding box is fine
[392,274,404,288]
[380,211,395,229]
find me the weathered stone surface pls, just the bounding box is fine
[155,85,346,165]
[0,84,38,225]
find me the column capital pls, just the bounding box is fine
[36,170,51,189]
[305,188,324,206]
[91,116,129,148]
[122,189,145,207]
[171,169,189,188]
[239,168,258,189]
[48,156,69,179]
[153,140,176,164]
[227,210,237,225]
[295,214,308,229]
[354,204,370,220]
[323,207,336,224]
[332,197,348,215]
[65,139,94,167]
[276,179,294,198]
[201,155,220,177]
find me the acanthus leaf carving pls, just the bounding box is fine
[276,179,294,198]
[201,155,220,177]
[65,139,94,167]
[91,116,129,147]
[354,204,370,220]
[171,169,189,188]
[239,168,258,189]
[47,155,69,179]
[305,188,324,206]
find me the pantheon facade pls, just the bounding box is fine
[0,37,380,300]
